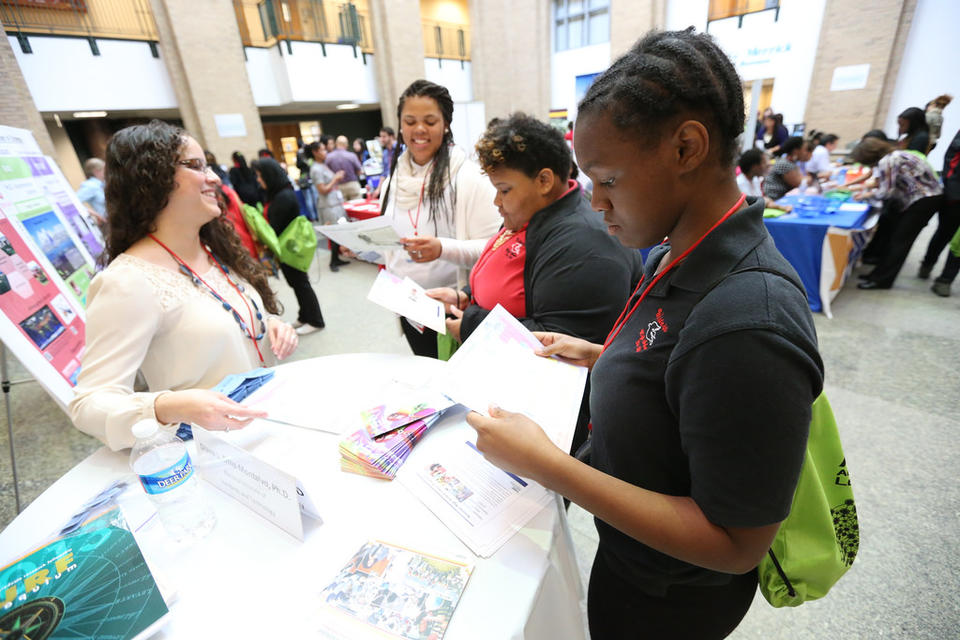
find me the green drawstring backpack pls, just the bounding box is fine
[698,266,859,607]
[240,203,281,257]
[277,215,317,272]
[758,392,859,607]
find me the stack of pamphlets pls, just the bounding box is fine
[339,388,454,480]
[318,540,473,639]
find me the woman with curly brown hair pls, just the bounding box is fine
[69,120,298,450]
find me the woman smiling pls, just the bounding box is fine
[378,79,500,358]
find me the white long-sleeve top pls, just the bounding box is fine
[69,253,275,450]
[379,149,500,289]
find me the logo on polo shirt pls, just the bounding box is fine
[505,240,524,259]
[635,308,669,352]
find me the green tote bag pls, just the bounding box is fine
[240,203,281,257]
[758,393,859,607]
[277,215,317,272]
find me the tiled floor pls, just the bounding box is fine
[2,232,958,638]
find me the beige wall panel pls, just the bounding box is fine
[369,0,428,129]
[803,0,915,148]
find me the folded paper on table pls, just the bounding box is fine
[441,304,587,453]
[341,412,445,480]
[397,417,553,558]
[367,270,447,335]
[358,381,455,439]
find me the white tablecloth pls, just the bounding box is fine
[0,354,587,639]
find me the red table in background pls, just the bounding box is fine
[343,199,380,221]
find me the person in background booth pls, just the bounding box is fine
[762,136,806,201]
[465,29,823,638]
[427,113,641,454]
[70,121,298,451]
[897,107,931,154]
[757,112,789,155]
[920,128,960,296]
[308,141,350,272]
[852,137,942,290]
[256,158,327,333]
[76,157,106,227]
[736,149,791,213]
[229,152,261,207]
[378,79,501,358]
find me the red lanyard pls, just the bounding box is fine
[601,194,747,352]
[148,234,265,365]
[406,174,429,236]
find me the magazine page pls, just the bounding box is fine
[318,540,473,640]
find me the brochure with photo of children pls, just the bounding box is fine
[318,540,473,640]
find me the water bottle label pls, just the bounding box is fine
[138,452,194,495]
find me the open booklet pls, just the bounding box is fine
[440,303,588,451]
[318,540,473,640]
[397,306,588,557]
[367,270,447,334]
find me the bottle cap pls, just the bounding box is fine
[131,419,159,439]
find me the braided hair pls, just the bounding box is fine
[475,112,572,181]
[578,28,745,167]
[384,79,457,224]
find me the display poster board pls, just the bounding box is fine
[0,126,92,409]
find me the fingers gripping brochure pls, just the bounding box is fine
[367,270,447,335]
[442,304,588,452]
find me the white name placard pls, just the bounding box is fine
[194,427,311,540]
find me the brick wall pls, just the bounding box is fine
[0,24,56,158]
[803,0,915,148]
[148,0,265,162]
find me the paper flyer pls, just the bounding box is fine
[367,270,447,335]
[442,304,587,453]
[0,508,169,640]
[359,384,454,439]
[318,540,473,640]
[316,216,405,254]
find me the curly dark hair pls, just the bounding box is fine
[578,28,745,167]
[383,79,457,224]
[475,113,572,181]
[103,120,279,313]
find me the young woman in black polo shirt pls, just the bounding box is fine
[466,29,824,639]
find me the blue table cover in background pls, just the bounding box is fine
[763,196,870,312]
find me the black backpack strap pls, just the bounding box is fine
[695,265,806,307]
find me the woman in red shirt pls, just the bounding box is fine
[428,113,639,453]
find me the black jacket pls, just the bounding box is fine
[461,184,642,343]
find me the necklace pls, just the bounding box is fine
[490,228,518,252]
[148,234,266,365]
[602,194,747,353]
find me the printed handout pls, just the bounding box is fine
[367,270,447,334]
[397,416,554,558]
[441,304,587,453]
[315,217,405,254]
[318,540,473,640]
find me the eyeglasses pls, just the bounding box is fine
[176,158,213,174]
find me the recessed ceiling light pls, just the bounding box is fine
[336,104,360,110]
[73,111,108,118]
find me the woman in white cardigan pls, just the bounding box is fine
[379,80,500,357]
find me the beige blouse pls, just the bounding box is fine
[69,253,276,451]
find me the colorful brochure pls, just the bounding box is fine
[359,386,455,439]
[318,540,473,640]
[340,412,444,480]
[367,270,447,335]
[0,508,169,640]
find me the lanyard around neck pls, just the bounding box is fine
[601,194,747,353]
[148,234,265,365]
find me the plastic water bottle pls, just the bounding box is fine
[130,419,216,541]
